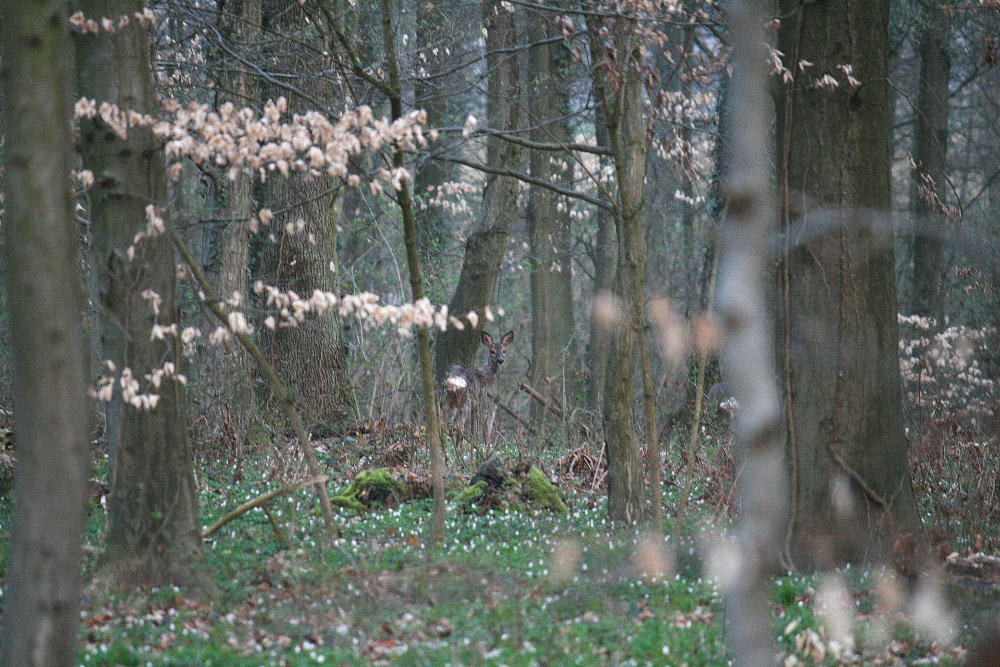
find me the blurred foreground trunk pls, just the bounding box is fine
[715,2,786,663]
[1,0,91,661]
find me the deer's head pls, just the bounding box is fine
[481,330,514,367]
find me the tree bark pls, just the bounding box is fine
[433,0,520,380]
[585,111,616,412]
[413,0,452,274]
[526,7,576,429]
[0,0,92,661]
[910,1,951,320]
[257,0,357,429]
[381,0,447,542]
[716,2,787,662]
[259,178,357,426]
[202,0,262,453]
[589,13,648,525]
[776,0,922,566]
[75,0,212,591]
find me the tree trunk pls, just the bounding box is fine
[526,8,576,429]
[0,1,91,661]
[776,0,921,566]
[717,2,787,662]
[200,0,262,453]
[433,0,520,379]
[589,14,648,525]
[585,111,616,412]
[413,0,452,275]
[259,178,357,426]
[381,0,447,542]
[910,2,951,320]
[75,0,212,591]
[257,0,357,429]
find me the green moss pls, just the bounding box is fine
[522,467,567,515]
[330,493,366,514]
[331,468,403,515]
[456,480,487,504]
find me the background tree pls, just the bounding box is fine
[526,5,578,429]
[775,0,922,565]
[910,0,952,320]
[0,0,92,661]
[200,0,261,453]
[587,9,649,525]
[433,0,520,379]
[75,0,210,590]
[256,0,357,431]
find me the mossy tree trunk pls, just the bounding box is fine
[75,0,211,591]
[0,0,92,660]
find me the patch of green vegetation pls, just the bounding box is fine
[522,466,567,515]
[331,468,403,515]
[455,479,487,503]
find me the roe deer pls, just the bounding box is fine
[443,330,514,452]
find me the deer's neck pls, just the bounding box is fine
[476,360,499,384]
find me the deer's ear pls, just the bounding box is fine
[500,330,514,346]
[480,331,493,346]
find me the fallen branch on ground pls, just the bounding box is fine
[201,475,329,539]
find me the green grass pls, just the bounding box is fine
[46,463,972,666]
[0,433,987,666]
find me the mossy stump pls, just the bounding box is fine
[456,458,566,515]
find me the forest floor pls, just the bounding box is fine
[2,415,999,665]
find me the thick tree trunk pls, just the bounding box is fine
[257,0,356,429]
[0,1,91,661]
[526,9,576,428]
[260,178,357,426]
[910,2,951,320]
[75,0,211,591]
[776,0,921,566]
[433,0,519,380]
